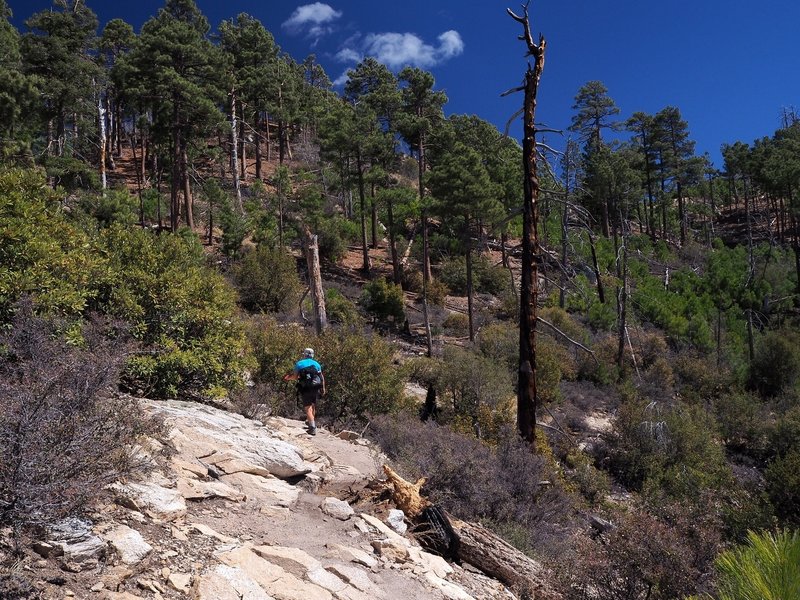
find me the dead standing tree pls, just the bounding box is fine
[508,2,546,445]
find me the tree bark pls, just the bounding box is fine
[356,147,371,273]
[303,227,328,335]
[466,235,475,342]
[509,5,545,446]
[98,85,107,191]
[230,92,243,212]
[387,197,402,285]
[181,142,194,230]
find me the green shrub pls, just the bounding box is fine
[316,216,358,263]
[78,188,138,228]
[42,155,100,191]
[439,254,509,296]
[247,318,404,427]
[324,288,363,328]
[765,451,800,526]
[714,529,800,600]
[99,226,252,398]
[442,311,468,332]
[234,246,302,314]
[361,278,405,323]
[750,329,800,397]
[0,168,107,322]
[219,196,249,258]
[588,300,616,331]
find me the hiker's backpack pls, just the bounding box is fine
[296,365,322,392]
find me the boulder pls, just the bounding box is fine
[321,498,354,521]
[325,544,378,569]
[110,481,186,520]
[387,509,407,534]
[46,518,106,564]
[193,564,273,600]
[103,525,153,565]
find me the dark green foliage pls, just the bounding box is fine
[439,254,509,296]
[219,196,249,258]
[42,155,101,191]
[750,329,800,397]
[324,288,362,328]
[765,451,800,526]
[234,245,302,314]
[316,216,358,263]
[247,318,404,427]
[361,278,405,323]
[98,225,251,398]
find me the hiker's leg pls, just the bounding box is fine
[304,403,314,425]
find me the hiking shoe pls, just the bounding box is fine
[308,426,317,436]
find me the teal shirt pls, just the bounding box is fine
[294,358,322,374]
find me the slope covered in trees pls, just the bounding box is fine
[1,0,800,597]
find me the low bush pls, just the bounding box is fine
[247,317,405,428]
[442,311,468,332]
[234,245,302,314]
[99,225,252,398]
[0,302,161,536]
[368,413,572,553]
[324,288,363,328]
[439,254,509,296]
[361,278,405,324]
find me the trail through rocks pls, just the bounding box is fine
[18,400,515,600]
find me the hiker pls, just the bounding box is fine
[283,347,325,435]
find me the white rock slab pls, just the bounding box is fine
[46,518,106,563]
[321,498,354,521]
[103,525,153,565]
[217,546,332,600]
[110,481,186,520]
[195,564,273,600]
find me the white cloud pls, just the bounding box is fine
[334,48,362,63]
[437,30,465,60]
[282,2,342,40]
[334,30,464,78]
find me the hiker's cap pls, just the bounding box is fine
[302,348,314,358]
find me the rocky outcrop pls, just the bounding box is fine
[19,399,520,599]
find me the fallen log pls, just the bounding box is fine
[383,465,560,599]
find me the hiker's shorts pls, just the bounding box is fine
[300,388,321,407]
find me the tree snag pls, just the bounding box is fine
[508,2,546,445]
[303,226,328,335]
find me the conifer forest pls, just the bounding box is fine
[1,1,799,598]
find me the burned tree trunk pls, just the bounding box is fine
[508,4,546,445]
[303,226,328,335]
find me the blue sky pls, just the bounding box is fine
[9,0,800,166]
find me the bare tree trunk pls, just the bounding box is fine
[303,227,328,335]
[97,84,107,191]
[356,148,371,273]
[181,143,194,230]
[509,5,545,446]
[466,234,475,342]
[254,111,262,180]
[230,93,243,212]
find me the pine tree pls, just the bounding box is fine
[21,0,100,158]
[126,0,224,231]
